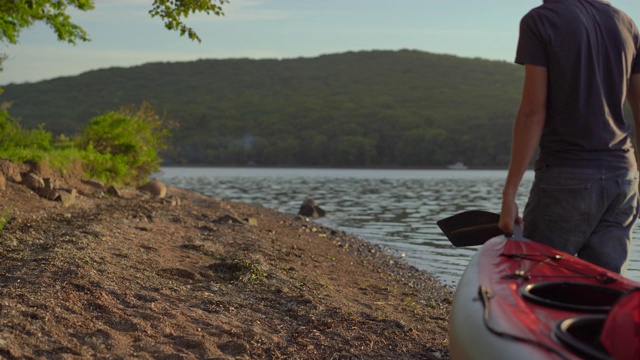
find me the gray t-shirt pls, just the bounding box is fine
[516,0,640,170]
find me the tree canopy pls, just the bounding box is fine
[150,0,227,42]
[0,0,93,45]
[0,0,228,45]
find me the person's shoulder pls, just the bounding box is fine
[522,0,586,25]
[606,2,640,36]
[612,6,638,27]
[520,3,554,27]
[522,1,562,19]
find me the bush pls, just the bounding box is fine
[0,108,52,153]
[0,108,54,164]
[77,102,169,185]
[0,103,170,186]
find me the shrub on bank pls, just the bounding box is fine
[77,103,170,185]
[0,108,52,157]
[0,103,169,186]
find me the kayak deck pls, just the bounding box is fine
[449,236,639,360]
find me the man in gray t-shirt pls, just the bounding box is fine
[499,0,640,273]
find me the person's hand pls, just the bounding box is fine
[499,197,523,235]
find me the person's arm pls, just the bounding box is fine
[627,73,640,173]
[499,64,548,234]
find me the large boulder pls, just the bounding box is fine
[0,159,24,183]
[58,189,77,207]
[298,198,327,218]
[81,179,106,191]
[22,172,45,191]
[138,178,167,199]
[39,178,59,200]
[107,185,122,198]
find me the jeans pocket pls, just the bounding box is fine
[538,183,590,250]
[610,178,639,227]
[539,183,591,218]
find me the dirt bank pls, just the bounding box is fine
[0,173,451,359]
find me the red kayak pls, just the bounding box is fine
[440,211,640,360]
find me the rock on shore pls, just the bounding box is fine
[0,167,452,359]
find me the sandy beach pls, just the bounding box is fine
[0,166,451,359]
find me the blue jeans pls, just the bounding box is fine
[522,167,639,273]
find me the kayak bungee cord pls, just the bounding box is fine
[499,252,617,284]
[478,285,572,360]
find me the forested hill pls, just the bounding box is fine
[1,50,524,167]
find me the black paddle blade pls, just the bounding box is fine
[437,210,505,247]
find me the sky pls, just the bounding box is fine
[2,0,640,85]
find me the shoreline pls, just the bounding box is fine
[0,176,452,359]
[159,164,510,171]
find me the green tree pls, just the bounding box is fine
[335,136,377,166]
[1,50,525,168]
[0,0,94,45]
[150,0,227,42]
[0,0,228,45]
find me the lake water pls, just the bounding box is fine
[158,167,640,287]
